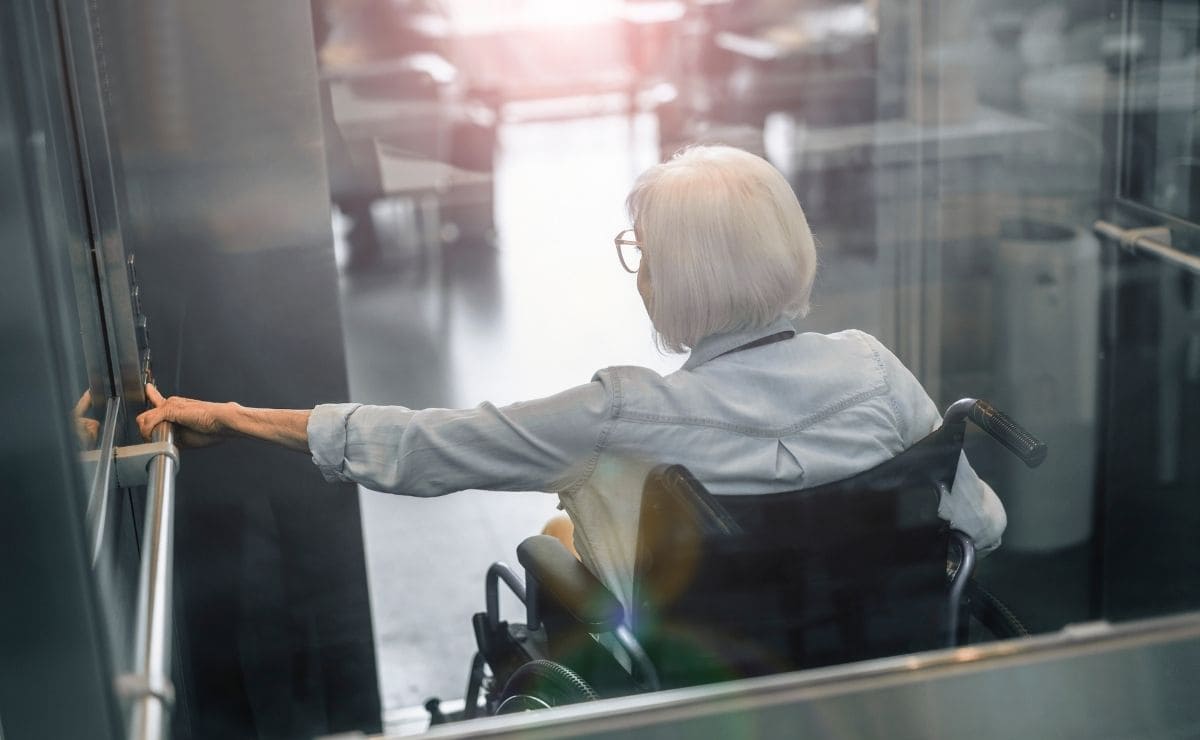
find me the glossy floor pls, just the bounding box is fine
[339,114,679,727]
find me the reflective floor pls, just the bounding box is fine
[339,113,677,726]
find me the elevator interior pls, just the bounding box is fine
[2,0,1200,738]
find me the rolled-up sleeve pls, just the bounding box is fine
[308,402,363,483]
[307,380,614,496]
[941,453,1006,554]
[864,332,1008,554]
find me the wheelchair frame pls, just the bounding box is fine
[458,398,1042,720]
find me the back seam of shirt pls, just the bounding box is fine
[613,383,890,437]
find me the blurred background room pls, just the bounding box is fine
[2,0,1199,737]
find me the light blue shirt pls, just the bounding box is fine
[308,318,1006,608]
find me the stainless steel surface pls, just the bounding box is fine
[11,0,111,406]
[56,0,146,406]
[85,396,123,566]
[114,440,181,489]
[0,3,124,732]
[402,611,1200,739]
[83,1,381,732]
[5,0,378,732]
[28,127,112,404]
[84,434,182,491]
[124,422,179,740]
[1094,220,1200,276]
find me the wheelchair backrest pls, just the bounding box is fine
[633,418,967,689]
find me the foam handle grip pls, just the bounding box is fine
[968,400,1047,468]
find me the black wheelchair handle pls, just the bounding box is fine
[968,400,1047,468]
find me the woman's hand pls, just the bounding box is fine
[73,389,100,448]
[136,383,226,447]
[137,383,312,452]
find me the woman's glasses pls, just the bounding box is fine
[614,228,642,273]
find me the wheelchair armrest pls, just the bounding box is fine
[517,535,625,634]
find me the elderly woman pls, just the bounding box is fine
[137,145,1005,609]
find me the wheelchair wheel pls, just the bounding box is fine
[495,660,598,714]
[967,579,1030,640]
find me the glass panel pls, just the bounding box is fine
[7,0,141,688]
[9,0,110,445]
[1100,0,1200,626]
[8,0,110,450]
[17,0,1198,734]
[309,3,1200,728]
[1119,0,1200,225]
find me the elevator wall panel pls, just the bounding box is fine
[76,1,381,736]
[0,5,122,734]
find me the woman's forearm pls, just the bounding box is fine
[217,403,312,452]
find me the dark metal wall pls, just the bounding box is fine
[78,1,381,736]
[1,0,378,735]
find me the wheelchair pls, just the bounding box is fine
[457,398,1044,718]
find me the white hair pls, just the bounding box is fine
[626,145,818,353]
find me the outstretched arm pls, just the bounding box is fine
[138,375,614,497]
[136,383,311,452]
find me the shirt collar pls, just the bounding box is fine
[683,316,798,370]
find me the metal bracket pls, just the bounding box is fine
[1111,224,1171,252]
[80,439,180,489]
[115,672,176,708]
[1120,225,1172,253]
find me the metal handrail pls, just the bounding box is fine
[122,422,180,740]
[1093,219,1200,277]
